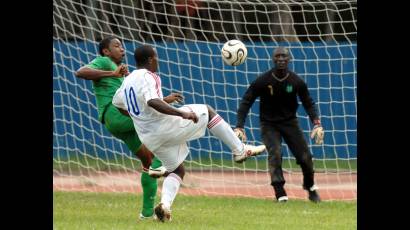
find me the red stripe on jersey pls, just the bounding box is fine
[152,73,162,97]
[147,71,161,97]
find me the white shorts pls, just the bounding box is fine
[153,104,209,172]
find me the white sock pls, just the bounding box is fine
[161,173,182,209]
[208,114,244,154]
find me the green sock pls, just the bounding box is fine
[140,157,163,217]
[140,171,157,217]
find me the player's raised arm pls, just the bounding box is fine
[147,98,198,123]
[75,64,127,80]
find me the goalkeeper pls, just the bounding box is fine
[75,36,170,219]
[234,47,324,203]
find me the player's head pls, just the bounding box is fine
[273,47,290,70]
[99,36,125,64]
[134,45,158,72]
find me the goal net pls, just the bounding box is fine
[53,0,357,200]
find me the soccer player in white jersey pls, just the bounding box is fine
[112,45,266,222]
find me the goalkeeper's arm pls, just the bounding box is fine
[235,83,259,141]
[297,80,324,145]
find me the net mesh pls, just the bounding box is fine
[53,0,357,200]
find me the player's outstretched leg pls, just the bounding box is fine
[205,105,266,162]
[234,144,266,163]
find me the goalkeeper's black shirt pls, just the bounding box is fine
[236,68,319,128]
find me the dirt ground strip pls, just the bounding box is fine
[53,171,356,201]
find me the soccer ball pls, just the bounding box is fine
[221,40,248,66]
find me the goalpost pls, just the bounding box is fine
[53,0,357,200]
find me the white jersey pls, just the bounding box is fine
[113,68,211,171]
[112,68,173,151]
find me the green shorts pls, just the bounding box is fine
[103,103,142,153]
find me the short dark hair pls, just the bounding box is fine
[273,47,290,56]
[134,45,155,66]
[99,36,118,56]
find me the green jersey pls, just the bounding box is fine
[87,56,124,122]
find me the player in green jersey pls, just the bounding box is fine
[75,36,178,219]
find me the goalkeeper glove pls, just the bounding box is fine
[234,128,247,142]
[310,121,324,145]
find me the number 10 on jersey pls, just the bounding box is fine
[124,87,140,116]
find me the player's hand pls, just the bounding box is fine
[119,64,129,76]
[310,125,324,145]
[234,128,247,142]
[113,64,128,77]
[164,93,184,104]
[182,112,198,123]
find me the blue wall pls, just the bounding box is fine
[53,40,356,160]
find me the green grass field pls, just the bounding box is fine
[53,153,356,173]
[54,191,356,230]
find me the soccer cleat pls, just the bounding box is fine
[274,185,288,202]
[234,144,266,163]
[154,203,172,222]
[305,185,321,203]
[139,213,154,220]
[148,166,168,178]
[277,196,289,202]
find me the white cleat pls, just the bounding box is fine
[148,166,168,178]
[234,144,266,163]
[277,196,289,202]
[154,203,172,222]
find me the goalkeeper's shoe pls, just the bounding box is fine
[154,203,172,222]
[277,196,289,202]
[148,166,168,178]
[304,185,321,203]
[274,185,288,202]
[234,144,266,163]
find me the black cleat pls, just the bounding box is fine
[274,185,288,202]
[306,185,321,203]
